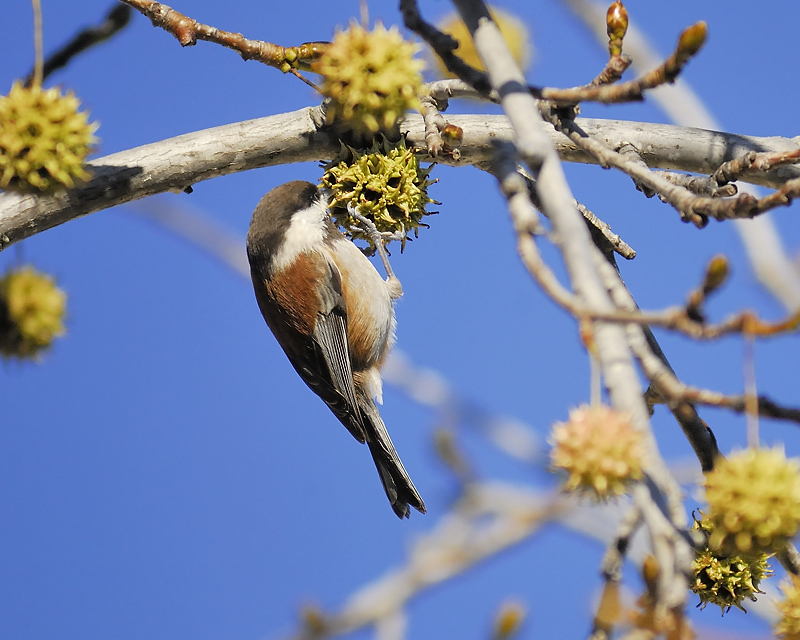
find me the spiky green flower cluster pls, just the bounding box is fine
[549,404,644,500]
[0,266,66,360]
[321,137,437,248]
[314,21,424,136]
[691,514,771,613]
[776,577,800,640]
[0,82,97,192]
[704,448,800,556]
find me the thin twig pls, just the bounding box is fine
[119,0,324,89]
[590,53,631,87]
[492,143,581,313]
[657,171,736,198]
[399,0,493,97]
[449,0,690,614]
[601,506,643,583]
[576,201,637,261]
[714,148,800,186]
[560,0,800,311]
[483,159,798,340]
[587,245,722,472]
[630,324,800,425]
[24,5,132,86]
[30,0,44,87]
[550,112,800,227]
[532,21,705,105]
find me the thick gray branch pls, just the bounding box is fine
[0,106,798,250]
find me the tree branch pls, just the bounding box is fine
[559,0,800,312]
[445,0,693,613]
[1,104,798,251]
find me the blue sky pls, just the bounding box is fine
[2,1,800,639]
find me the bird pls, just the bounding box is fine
[246,180,425,518]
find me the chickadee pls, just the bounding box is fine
[246,180,425,518]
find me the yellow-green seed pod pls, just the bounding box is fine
[0,266,67,360]
[0,82,97,193]
[549,404,644,500]
[313,22,424,137]
[691,514,771,613]
[704,448,800,556]
[321,137,437,249]
[776,577,800,640]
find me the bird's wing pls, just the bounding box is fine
[309,258,365,439]
[250,254,366,443]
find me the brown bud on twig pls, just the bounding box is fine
[606,1,628,57]
[702,255,730,295]
[678,21,708,58]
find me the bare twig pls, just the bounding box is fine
[629,319,800,426]
[476,160,798,342]
[119,0,325,88]
[30,0,44,88]
[24,4,132,86]
[531,22,706,106]
[590,53,631,87]
[550,112,800,227]
[281,483,632,640]
[491,144,581,313]
[399,0,493,97]
[601,505,643,583]
[588,297,800,340]
[559,0,800,311]
[281,484,572,640]
[657,171,736,198]
[715,148,800,186]
[586,248,721,472]
[404,0,702,108]
[423,78,495,103]
[576,201,636,261]
[447,0,690,614]
[494,148,636,261]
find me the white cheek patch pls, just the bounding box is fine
[271,198,328,272]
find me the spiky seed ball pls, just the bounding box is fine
[313,22,424,136]
[321,137,437,249]
[692,548,770,614]
[704,448,800,556]
[0,82,97,193]
[0,266,66,360]
[776,577,800,640]
[435,6,531,77]
[549,404,644,500]
[691,514,771,613]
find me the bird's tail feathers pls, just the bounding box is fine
[360,397,425,519]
